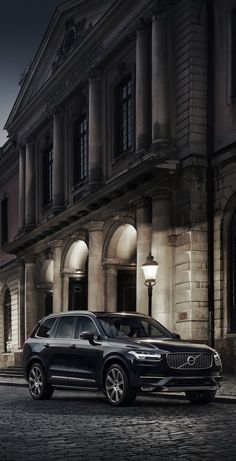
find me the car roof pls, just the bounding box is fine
[42,311,149,320]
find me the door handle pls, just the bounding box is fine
[43,343,50,348]
[70,344,76,349]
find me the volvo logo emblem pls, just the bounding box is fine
[187,355,196,366]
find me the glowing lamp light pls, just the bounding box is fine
[141,252,159,286]
[141,252,159,317]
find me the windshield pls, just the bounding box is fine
[97,315,173,339]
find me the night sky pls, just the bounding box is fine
[0,0,64,146]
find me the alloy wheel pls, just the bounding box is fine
[105,366,125,404]
[29,365,44,398]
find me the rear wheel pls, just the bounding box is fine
[28,363,54,400]
[185,390,216,404]
[104,364,137,406]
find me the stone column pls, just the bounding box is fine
[152,11,169,144]
[25,137,35,228]
[151,194,172,329]
[53,108,64,210]
[24,258,37,339]
[106,264,117,312]
[51,240,63,313]
[136,199,152,314]
[62,273,69,312]
[88,72,103,188]
[18,144,25,231]
[136,22,151,151]
[87,222,104,310]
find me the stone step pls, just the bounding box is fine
[0,367,24,378]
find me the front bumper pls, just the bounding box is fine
[138,374,222,393]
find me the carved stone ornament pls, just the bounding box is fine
[152,0,169,18]
[52,18,93,72]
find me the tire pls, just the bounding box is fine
[28,363,54,400]
[104,363,137,406]
[185,390,216,404]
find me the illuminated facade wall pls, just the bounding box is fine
[0,0,236,371]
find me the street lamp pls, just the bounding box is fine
[141,252,159,317]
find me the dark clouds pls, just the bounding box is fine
[0,0,63,146]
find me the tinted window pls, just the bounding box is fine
[55,316,75,338]
[75,316,99,339]
[37,317,56,338]
[98,316,172,339]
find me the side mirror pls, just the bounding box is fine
[172,332,181,340]
[80,331,95,342]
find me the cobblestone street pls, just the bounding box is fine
[1,385,236,461]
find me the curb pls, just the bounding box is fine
[0,380,236,403]
[0,381,27,388]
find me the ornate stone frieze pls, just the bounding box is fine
[52,18,93,72]
[45,44,103,111]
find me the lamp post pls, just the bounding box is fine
[141,252,159,317]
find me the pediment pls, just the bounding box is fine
[5,0,114,132]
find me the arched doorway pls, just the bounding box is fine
[104,223,137,312]
[4,289,12,352]
[38,259,54,317]
[64,240,88,310]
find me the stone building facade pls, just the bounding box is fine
[0,0,236,371]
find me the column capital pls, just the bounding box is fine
[54,105,64,117]
[151,191,171,202]
[88,66,102,81]
[152,0,169,19]
[24,135,35,146]
[136,17,151,34]
[24,254,38,264]
[135,197,152,210]
[86,221,104,232]
[50,239,63,249]
[18,141,26,151]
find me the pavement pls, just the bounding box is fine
[0,373,236,403]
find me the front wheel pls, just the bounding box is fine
[28,363,54,400]
[185,390,216,404]
[104,364,137,406]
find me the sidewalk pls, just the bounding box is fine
[0,373,236,403]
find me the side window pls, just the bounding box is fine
[55,316,75,338]
[37,317,57,338]
[75,317,99,339]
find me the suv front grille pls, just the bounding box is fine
[166,353,213,370]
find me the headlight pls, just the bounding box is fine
[128,350,162,361]
[213,351,222,366]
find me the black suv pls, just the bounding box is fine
[22,311,222,406]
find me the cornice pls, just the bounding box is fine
[3,153,176,256]
[6,0,156,140]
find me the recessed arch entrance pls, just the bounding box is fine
[38,259,54,316]
[63,240,89,310]
[104,221,137,312]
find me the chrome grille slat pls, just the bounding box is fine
[167,353,212,370]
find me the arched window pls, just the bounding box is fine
[4,289,12,352]
[230,211,236,332]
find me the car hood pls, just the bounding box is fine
[109,337,215,354]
